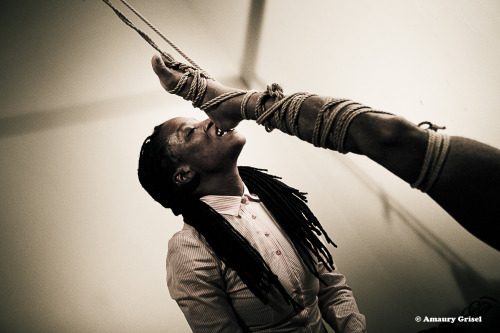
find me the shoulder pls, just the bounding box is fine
[167,223,219,265]
[168,223,203,248]
[167,224,224,286]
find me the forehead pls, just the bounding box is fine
[160,117,197,136]
[158,117,198,146]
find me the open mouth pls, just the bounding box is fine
[215,126,234,137]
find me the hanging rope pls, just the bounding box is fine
[100,0,386,146]
[101,0,450,171]
[100,0,205,72]
[101,0,246,131]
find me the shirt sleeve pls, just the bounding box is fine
[167,230,245,333]
[316,260,367,333]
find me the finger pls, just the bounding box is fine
[151,54,169,77]
[204,114,238,133]
[160,52,175,64]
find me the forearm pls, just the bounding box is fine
[316,264,366,333]
[154,54,500,250]
[152,54,427,182]
[250,86,500,249]
[237,91,428,184]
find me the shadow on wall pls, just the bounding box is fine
[337,156,500,313]
[2,77,499,332]
[0,74,248,140]
[0,91,165,139]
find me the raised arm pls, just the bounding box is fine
[153,54,500,252]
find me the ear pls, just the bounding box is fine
[173,165,196,187]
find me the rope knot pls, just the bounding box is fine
[418,121,446,132]
[267,83,284,99]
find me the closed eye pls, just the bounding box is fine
[186,127,195,139]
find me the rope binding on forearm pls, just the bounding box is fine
[411,123,450,192]
[250,83,392,152]
[101,0,393,149]
[102,0,451,177]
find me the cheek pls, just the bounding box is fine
[193,147,220,166]
[190,138,242,168]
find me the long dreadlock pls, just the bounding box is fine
[138,125,337,310]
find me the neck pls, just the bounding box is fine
[195,166,244,197]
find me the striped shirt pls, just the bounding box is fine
[166,189,366,332]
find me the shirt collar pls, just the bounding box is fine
[200,185,260,216]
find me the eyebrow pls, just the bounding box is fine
[175,122,185,133]
[177,122,194,141]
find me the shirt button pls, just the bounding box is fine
[252,215,257,219]
[264,232,270,237]
[276,250,282,255]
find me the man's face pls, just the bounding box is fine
[159,117,246,175]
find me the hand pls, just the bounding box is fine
[151,54,246,132]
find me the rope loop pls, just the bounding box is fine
[411,130,450,192]
[418,121,446,132]
[253,84,391,150]
[267,83,285,99]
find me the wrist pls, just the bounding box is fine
[240,91,277,122]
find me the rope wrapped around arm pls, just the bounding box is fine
[251,84,392,152]
[251,84,451,192]
[411,124,450,192]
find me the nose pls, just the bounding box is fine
[201,118,213,134]
[201,118,212,127]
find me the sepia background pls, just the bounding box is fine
[1,0,499,332]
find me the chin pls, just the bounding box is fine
[228,134,246,159]
[235,133,247,149]
[229,130,246,145]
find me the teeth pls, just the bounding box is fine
[215,127,234,137]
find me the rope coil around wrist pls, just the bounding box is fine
[102,0,450,192]
[241,91,258,120]
[165,62,245,111]
[102,0,245,119]
[101,0,391,148]
[100,0,246,118]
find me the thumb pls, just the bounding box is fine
[151,54,168,77]
[151,54,185,93]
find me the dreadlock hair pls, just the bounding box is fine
[138,124,337,311]
[137,124,200,216]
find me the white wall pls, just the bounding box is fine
[1,0,499,332]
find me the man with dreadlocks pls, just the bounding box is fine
[138,119,367,330]
[150,53,500,253]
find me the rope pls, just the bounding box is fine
[100,0,205,72]
[200,91,247,111]
[101,0,445,165]
[411,125,450,192]
[250,83,450,190]
[250,84,451,190]
[241,91,259,120]
[253,84,391,151]
[101,0,246,131]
